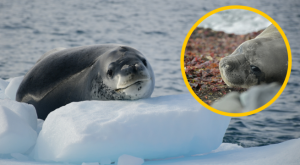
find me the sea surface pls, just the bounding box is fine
[0,0,299,148]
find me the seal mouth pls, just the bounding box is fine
[115,80,148,92]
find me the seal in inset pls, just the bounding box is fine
[16,44,155,119]
[219,24,288,88]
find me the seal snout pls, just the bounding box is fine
[116,60,151,89]
[219,56,248,87]
[220,58,236,72]
[121,63,144,73]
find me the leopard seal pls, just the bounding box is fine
[16,44,155,119]
[219,24,288,88]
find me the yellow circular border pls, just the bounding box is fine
[181,5,292,117]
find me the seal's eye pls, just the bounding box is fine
[107,69,113,77]
[251,65,261,73]
[142,59,147,67]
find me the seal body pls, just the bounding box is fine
[219,24,288,88]
[16,44,155,119]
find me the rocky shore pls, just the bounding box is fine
[184,27,264,105]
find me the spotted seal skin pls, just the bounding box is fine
[219,24,288,88]
[16,44,155,119]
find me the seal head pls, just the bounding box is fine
[91,46,155,100]
[219,24,288,88]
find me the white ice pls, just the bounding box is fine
[118,154,144,165]
[1,138,299,165]
[0,78,38,155]
[0,78,9,99]
[0,99,37,130]
[143,138,300,165]
[10,153,30,161]
[0,106,37,154]
[32,94,231,163]
[240,82,281,111]
[5,76,24,100]
[82,162,99,165]
[212,83,281,113]
[36,119,45,135]
[0,76,298,165]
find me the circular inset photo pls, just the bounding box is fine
[181,6,292,117]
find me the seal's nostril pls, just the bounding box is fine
[107,69,113,77]
[223,62,235,71]
[220,59,228,68]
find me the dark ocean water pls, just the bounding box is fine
[0,0,299,148]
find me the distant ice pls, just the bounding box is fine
[198,9,271,34]
[100,158,111,165]
[4,76,24,100]
[32,94,231,163]
[211,143,242,153]
[118,155,144,165]
[82,162,99,165]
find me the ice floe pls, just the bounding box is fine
[32,94,230,163]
